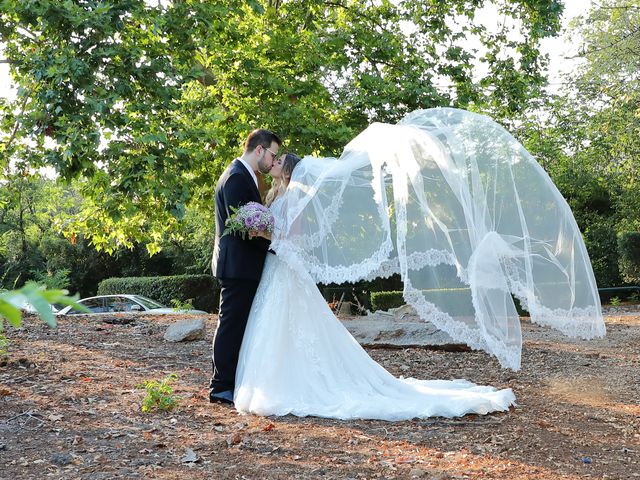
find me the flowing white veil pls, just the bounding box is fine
[271,108,605,370]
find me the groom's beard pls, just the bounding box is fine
[257,153,272,174]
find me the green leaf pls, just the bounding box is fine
[0,299,23,329]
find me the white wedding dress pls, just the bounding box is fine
[234,197,516,421]
[234,107,604,420]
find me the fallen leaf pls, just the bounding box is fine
[395,456,416,464]
[227,433,242,447]
[0,387,13,397]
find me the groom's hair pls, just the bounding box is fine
[244,129,282,152]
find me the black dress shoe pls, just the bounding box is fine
[209,390,234,405]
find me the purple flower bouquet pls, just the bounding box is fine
[223,202,274,239]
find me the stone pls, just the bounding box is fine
[180,448,198,463]
[163,319,206,342]
[340,305,467,349]
[50,452,73,466]
[388,304,417,318]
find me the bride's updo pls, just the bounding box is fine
[265,153,302,207]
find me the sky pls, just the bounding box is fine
[0,1,591,100]
[540,1,592,91]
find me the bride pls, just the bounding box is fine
[234,108,605,421]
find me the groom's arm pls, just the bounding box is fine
[222,172,255,215]
[222,173,270,251]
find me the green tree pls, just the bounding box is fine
[0,171,49,287]
[517,0,640,287]
[1,0,563,253]
[0,172,208,295]
[570,1,640,231]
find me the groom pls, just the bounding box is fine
[209,129,281,404]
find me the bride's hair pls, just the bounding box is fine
[265,153,302,207]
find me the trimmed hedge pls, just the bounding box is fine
[371,289,529,316]
[370,291,404,311]
[372,289,476,316]
[97,274,219,313]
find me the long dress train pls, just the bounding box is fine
[235,238,515,420]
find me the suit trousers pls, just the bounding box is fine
[209,278,260,394]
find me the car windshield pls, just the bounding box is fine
[133,296,165,309]
[71,297,107,314]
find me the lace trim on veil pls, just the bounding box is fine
[270,107,605,371]
[274,238,604,371]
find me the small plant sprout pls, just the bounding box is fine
[137,373,180,413]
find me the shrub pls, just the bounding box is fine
[372,288,476,315]
[512,297,529,316]
[371,289,530,316]
[583,219,622,287]
[370,291,404,311]
[137,374,180,413]
[97,274,218,313]
[31,268,71,290]
[321,284,373,314]
[618,231,640,284]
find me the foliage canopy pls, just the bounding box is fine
[1,0,562,251]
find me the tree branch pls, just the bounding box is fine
[3,88,34,154]
[568,25,640,59]
[591,3,640,11]
[324,1,389,33]
[16,26,39,41]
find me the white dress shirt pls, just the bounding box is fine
[238,158,259,189]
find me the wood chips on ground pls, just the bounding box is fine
[1,312,639,479]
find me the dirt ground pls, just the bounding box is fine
[1,310,638,480]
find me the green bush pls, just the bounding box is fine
[370,291,405,311]
[583,218,622,287]
[372,288,475,315]
[371,289,530,316]
[320,275,405,314]
[618,231,640,284]
[137,373,180,413]
[97,274,218,313]
[598,287,640,303]
[512,297,530,316]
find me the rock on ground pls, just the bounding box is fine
[341,305,466,349]
[164,318,206,342]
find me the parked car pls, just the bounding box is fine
[19,302,58,315]
[56,294,208,315]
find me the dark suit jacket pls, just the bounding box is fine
[212,159,270,281]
